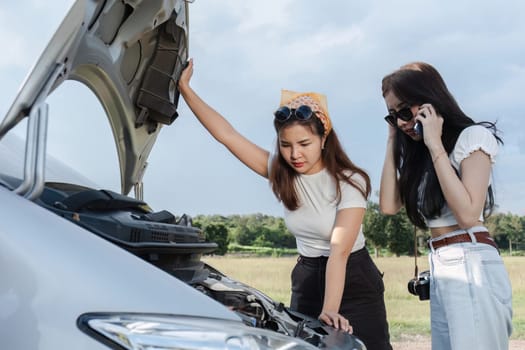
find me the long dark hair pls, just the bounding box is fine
[381,62,503,228]
[269,114,371,211]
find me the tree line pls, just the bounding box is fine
[193,202,525,256]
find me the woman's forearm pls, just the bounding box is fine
[430,147,491,228]
[379,137,402,214]
[322,254,348,313]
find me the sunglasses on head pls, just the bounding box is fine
[274,105,314,122]
[384,106,414,126]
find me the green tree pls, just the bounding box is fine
[499,214,523,255]
[275,220,296,248]
[385,210,413,256]
[486,213,507,247]
[192,209,525,255]
[252,226,274,247]
[363,201,389,257]
[520,216,525,251]
[204,223,229,255]
[230,223,258,246]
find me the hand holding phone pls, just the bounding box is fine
[414,106,427,137]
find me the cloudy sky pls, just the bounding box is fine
[1,0,524,218]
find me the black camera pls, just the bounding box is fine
[407,270,430,301]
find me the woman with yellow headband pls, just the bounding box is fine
[178,59,392,350]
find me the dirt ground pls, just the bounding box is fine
[391,336,525,349]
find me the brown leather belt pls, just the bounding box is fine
[430,231,498,250]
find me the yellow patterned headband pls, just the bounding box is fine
[278,89,332,136]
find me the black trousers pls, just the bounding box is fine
[290,247,392,350]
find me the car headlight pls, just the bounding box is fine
[78,313,319,349]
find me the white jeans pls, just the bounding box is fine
[428,228,513,350]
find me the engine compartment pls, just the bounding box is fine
[0,176,365,349]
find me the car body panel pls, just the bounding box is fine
[0,185,240,349]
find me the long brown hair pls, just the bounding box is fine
[269,115,371,210]
[382,62,502,228]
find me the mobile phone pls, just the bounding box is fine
[414,121,423,136]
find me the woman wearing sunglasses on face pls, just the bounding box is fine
[179,59,392,350]
[379,62,512,350]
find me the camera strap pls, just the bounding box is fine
[413,225,419,278]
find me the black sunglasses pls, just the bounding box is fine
[274,105,314,122]
[384,106,414,126]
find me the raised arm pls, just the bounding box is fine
[178,59,270,178]
[379,126,402,214]
[417,105,491,228]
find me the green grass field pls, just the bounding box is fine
[203,255,524,341]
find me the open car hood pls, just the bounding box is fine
[0,3,367,347]
[0,0,189,195]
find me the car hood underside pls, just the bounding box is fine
[0,0,189,195]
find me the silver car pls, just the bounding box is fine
[0,1,365,349]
